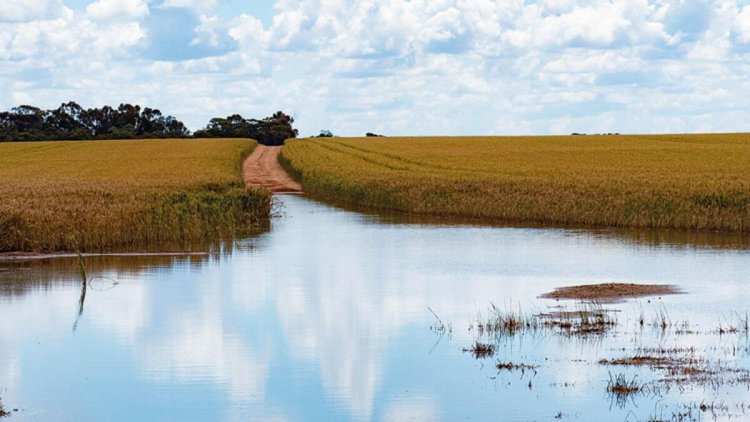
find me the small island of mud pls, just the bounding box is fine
[540,283,681,301]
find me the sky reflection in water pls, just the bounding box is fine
[1,195,749,421]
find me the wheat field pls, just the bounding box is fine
[0,138,271,252]
[280,134,750,233]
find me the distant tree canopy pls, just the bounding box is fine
[193,111,299,146]
[0,102,190,141]
[0,104,299,145]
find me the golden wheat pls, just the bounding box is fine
[280,134,750,233]
[0,138,271,252]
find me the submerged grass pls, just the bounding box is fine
[0,138,271,252]
[473,302,617,338]
[537,304,617,336]
[607,373,646,406]
[280,134,750,233]
[473,303,537,337]
[463,342,496,359]
[496,361,539,373]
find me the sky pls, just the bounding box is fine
[1,0,750,136]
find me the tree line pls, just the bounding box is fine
[193,111,298,146]
[0,102,189,141]
[0,102,298,145]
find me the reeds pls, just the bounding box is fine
[473,302,616,338]
[606,373,645,405]
[463,342,496,359]
[0,139,271,252]
[281,134,750,233]
[474,303,537,337]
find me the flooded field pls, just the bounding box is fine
[1,195,749,421]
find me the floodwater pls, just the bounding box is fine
[1,195,749,421]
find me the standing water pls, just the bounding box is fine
[1,195,749,421]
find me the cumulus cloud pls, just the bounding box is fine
[0,7,83,60]
[228,14,267,48]
[736,5,750,43]
[160,0,217,13]
[85,0,149,20]
[0,0,67,22]
[2,0,750,136]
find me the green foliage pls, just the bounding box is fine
[193,111,298,145]
[0,102,190,141]
[314,130,334,138]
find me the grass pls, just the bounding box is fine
[473,303,537,337]
[463,342,496,359]
[606,373,645,405]
[537,304,617,336]
[280,134,750,232]
[495,361,539,372]
[472,302,616,338]
[0,138,271,252]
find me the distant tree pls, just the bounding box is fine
[315,130,334,138]
[48,102,87,139]
[365,132,384,137]
[0,102,190,141]
[261,111,299,145]
[194,111,298,146]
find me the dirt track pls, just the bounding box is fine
[243,145,302,193]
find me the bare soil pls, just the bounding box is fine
[243,145,302,193]
[540,283,681,301]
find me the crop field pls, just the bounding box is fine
[0,139,271,252]
[280,134,750,233]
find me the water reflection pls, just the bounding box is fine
[73,264,86,332]
[341,199,750,251]
[0,195,749,420]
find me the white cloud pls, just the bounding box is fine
[1,0,750,135]
[91,21,146,51]
[86,0,149,20]
[160,0,217,13]
[11,91,33,104]
[735,5,750,42]
[229,14,268,48]
[0,7,82,60]
[0,0,66,22]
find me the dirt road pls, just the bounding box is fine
[243,145,302,193]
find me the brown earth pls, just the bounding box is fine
[540,283,681,301]
[243,145,302,193]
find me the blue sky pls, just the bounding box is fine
[2,0,750,136]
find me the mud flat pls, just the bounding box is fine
[539,282,681,301]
